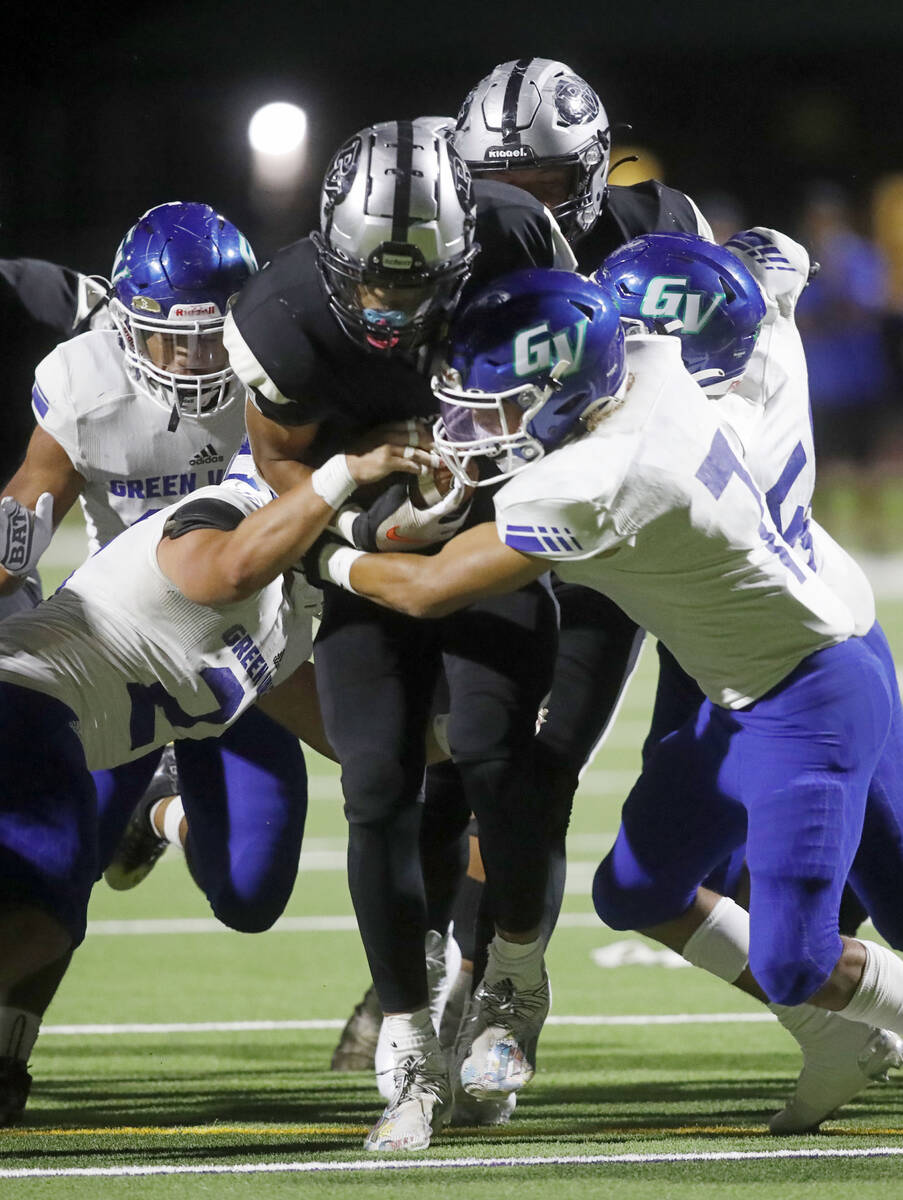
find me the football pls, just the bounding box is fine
[411,457,479,508]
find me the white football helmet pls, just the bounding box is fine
[312,119,479,354]
[452,58,610,243]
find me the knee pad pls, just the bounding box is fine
[341,751,421,828]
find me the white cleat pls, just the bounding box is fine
[449,1085,517,1127]
[364,1045,451,1152]
[769,1024,903,1134]
[458,968,550,1097]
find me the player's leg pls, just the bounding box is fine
[0,683,98,1123]
[534,581,645,937]
[315,583,449,1152]
[441,578,558,1099]
[172,709,307,933]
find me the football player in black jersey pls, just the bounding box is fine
[224,119,574,1152]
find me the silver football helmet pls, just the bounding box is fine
[312,119,479,354]
[452,58,610,243]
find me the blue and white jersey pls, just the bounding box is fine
[0,480,319,770]
[32,329,247,555]
[493,335,856,710]
[718,228,874,634]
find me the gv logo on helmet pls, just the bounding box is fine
[640,276,724,333]
[513,319,587,378]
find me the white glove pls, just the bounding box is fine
[342,477,473,553]
[724,227,812,319]
[0,492,54,576]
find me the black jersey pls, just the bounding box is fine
[224,180,572,448]
[574,180,707,274]
[0,259,92,481]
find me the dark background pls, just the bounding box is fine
[4,0,902,272]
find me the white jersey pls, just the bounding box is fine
[32,329,248,555]
[0,481,319,770]
[494,335,856,709]
[718,228,875,634]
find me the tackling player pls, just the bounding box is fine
[0,203,319,1123]
[315,265,903,1134]
[0,424,433,1082]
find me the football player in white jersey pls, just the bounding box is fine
[599,228,903,1130]
[0,424,433,1069]
[313,267,903,1134]
[0,201,312,1124]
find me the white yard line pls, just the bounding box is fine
[81,911,611,934]
[4,1146,903,1179]
[40,1012,775,1036]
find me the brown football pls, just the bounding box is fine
[411,458,479,508]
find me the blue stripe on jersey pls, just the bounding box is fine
[503,523,583,554]
[32,382,50,419]
[765,440,807,534]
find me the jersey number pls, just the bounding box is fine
[127,666,245,751]
[695,429,806,583]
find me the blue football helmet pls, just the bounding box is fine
[110,202,258,420]
[598,232,767,395]
[432,268,625,484]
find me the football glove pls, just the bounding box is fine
[0,492,54,576]
[332,476,473,553]
[725,227,812,319]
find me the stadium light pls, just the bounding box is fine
[248,102,308,209]
[248,103,308,156]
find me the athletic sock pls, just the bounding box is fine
[0,1007,40,1062]
[149,796,185,848]
[485,935,544,990]
[836,940,903,1038]
[680,896,750,983]
[381,1006,438,1059]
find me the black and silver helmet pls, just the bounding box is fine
[313,119,479,354]
[452,58,610,243]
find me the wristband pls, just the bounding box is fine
[310,454,356,510]
[330,505,362,545]
[320,543,365,593]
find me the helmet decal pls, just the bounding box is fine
[638,276,725,333]
[554,77,601,126]
[323,136,362,214]
[513,319,588,378]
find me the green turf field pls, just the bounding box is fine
[4,518,903,1197]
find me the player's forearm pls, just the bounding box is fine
[342,522,544,618]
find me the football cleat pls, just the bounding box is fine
[769,1023,903,1134]
[458,968,550,1097]
[364,1044,452,1152]
[375,929,460,1099]
[103,746,179,891]
[0,1057,31,1126]
[330,983,382,1072]
[449,1084,517,1126]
